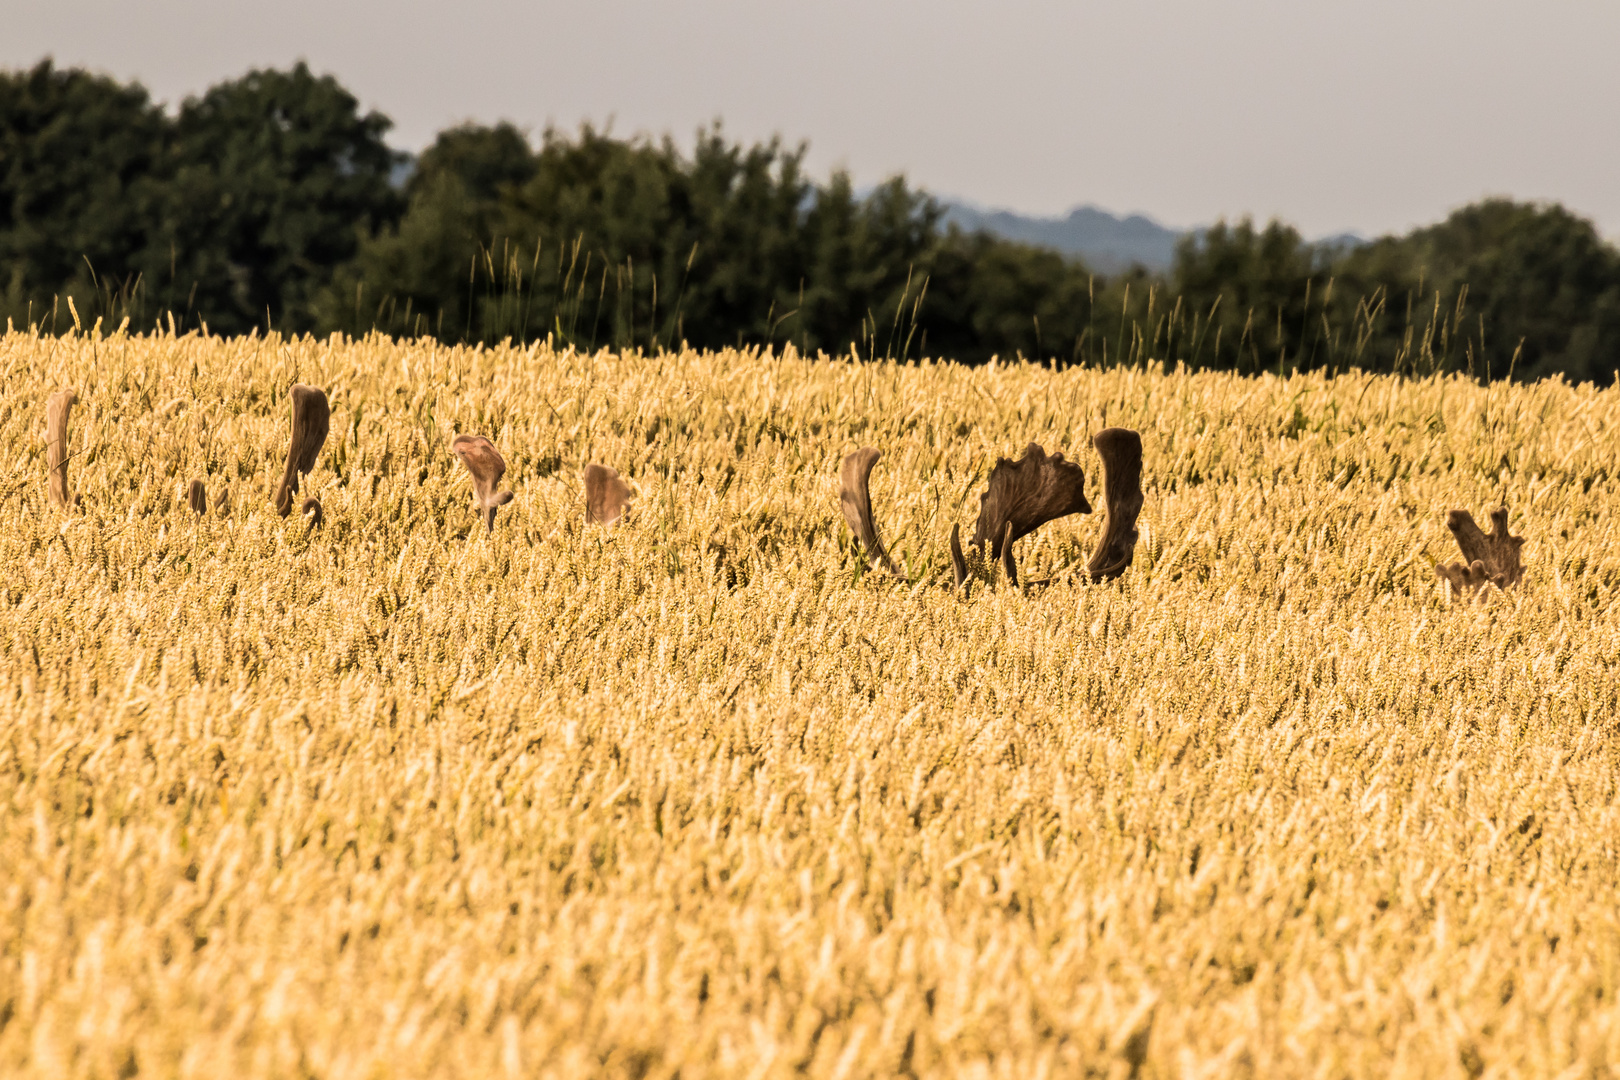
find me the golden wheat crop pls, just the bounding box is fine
[3,327,1619,1079]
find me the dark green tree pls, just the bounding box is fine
[1171,218,1331,373]
[0,59,167,328]
[1334,199,1620,383]
[150,61,404,335]
[317,122,538,338]
[324,123,940,356]
[917,230,1104,364]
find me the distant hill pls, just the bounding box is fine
[940,201,1364,274]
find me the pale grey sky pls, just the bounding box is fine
[8,0,1619,240]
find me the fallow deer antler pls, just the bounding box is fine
[949,523,968,589]
[452,434,515,532]
[274,384,330,517]
[1086,428,1144,581]
[1436,506,1524,600]
[186,479,208,516]
[839,447,903,578]
[214,485,231,518]
[969,442,1092,585]
[46,389,78,509]
[584,463,633,525]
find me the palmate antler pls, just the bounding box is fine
[840,432,1145,590]
[452,434,515,532]
[1436,506,1525,600]
[969,443,1092,586]
[274,384,330,517]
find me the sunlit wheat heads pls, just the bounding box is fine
[3,327,1620,1080]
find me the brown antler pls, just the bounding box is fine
[584,463,633,525]
[1086,428,1144,582]
[452,434,515,532]
[969,442,1091,583]
[1436,506,1524,599]
[46,389,78,509]
[214,485,231,518]
[274,384,330,517]
[949,523,968,589]
[839,447,903,578]
[301,497,324,528]
[185,479,208,516]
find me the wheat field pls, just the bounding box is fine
[3,328,1619,1079]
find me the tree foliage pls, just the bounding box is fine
[153,62,405,335]
[4,60,1618,382]
[0,60,166,326]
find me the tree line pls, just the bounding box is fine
[5,58,1619,382]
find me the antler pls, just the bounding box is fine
[301,497,324,528]
[839,447,903,578]
[214,485,231,518]
[452,434,515,532]
[274,384,330,517]
[949,523,968,589]
[1086,428,1144,582]
[584,463,633,525]
[1436,506,1524,599]
[46,389,78,509]
[185,479,208,516]
[969,442,1091,583]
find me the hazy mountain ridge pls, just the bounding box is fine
[942,201,1363,274]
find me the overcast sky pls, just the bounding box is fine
[8,0,1619,240]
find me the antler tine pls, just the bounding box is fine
[949,523,968,590]
[584,463,633,525]
[969,442,1091,574]
[274,384,330,517]
[838,447,903,578]
[1086,427,1145,582]
[214,485,231,518]
[1000,520,1018,586]
[46,388,78,509]
[1436,506,1525,600]
[186,479,208,516]
[452,434,515,533]
[301,497,324,529]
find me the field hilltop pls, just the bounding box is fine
[3,330,1618,1078]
